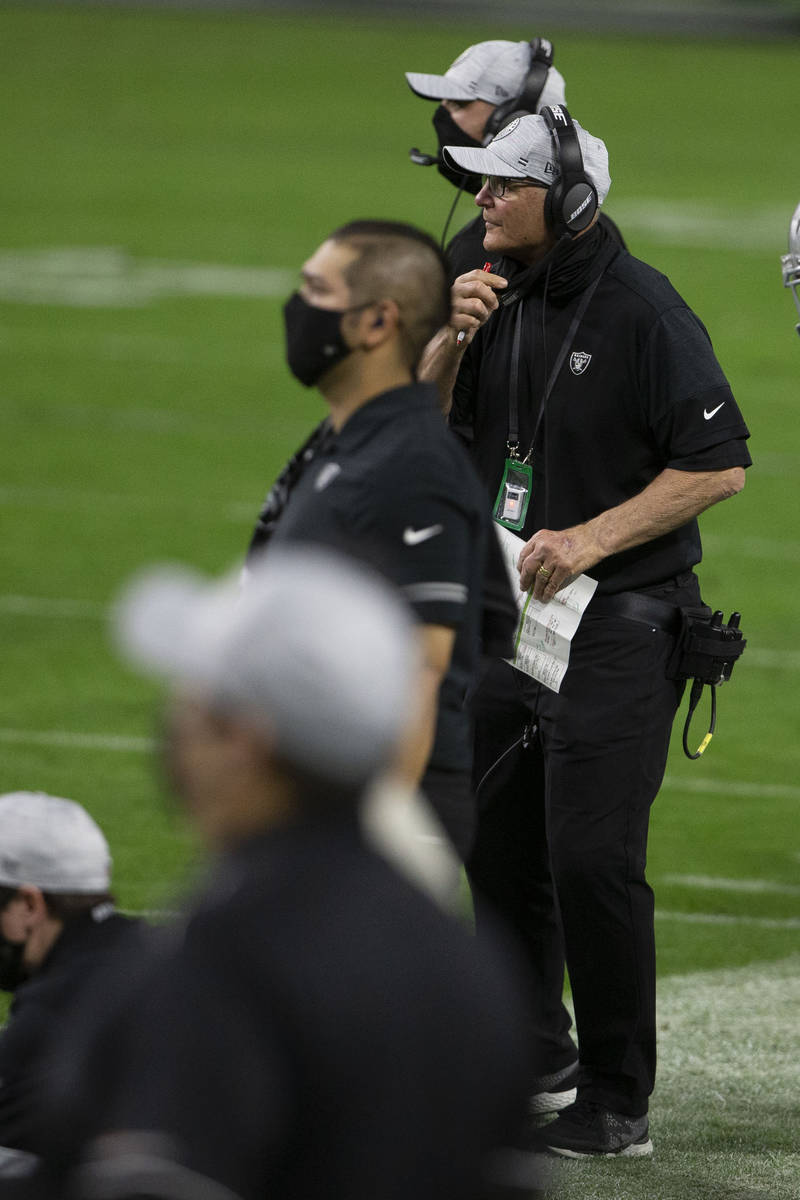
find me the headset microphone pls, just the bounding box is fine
[409,147,438,166]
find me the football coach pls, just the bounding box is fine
[248,220,512,863]
[422,107,752,1156]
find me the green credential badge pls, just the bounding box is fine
[492,458,533,531]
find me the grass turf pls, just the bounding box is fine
[0,7,798,1193]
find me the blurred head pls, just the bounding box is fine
[406,39,566,193]
[781,201,800,336]
[114,546,420,848]
[0,792,113,989]
[444,110,611,264]
[283,220,450,390]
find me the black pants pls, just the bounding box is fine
[421,765,477,864]
[467,577,695,1116]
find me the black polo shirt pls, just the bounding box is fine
[52,824,534,1200]
[451,229,752,593]
[269,382,489,772]
[0,908,143,1154]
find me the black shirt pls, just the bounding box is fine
[268,382,492,771]
[44,823,536,1200]
[451,223,752,594]
[0,907,142,1154]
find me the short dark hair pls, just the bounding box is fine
[0,884,113,921]
[327,220,450,371]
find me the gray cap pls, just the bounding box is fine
[113,547,419,789]
[444,111,611,206]
[406,40,566,111]
[0,792,112,892]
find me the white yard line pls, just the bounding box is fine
[661,873,800,896]
[2,592,798,678]
[0,595,107,619]
[660,775,800,801]
[655,910,800,931]
[0,486,252,523]
[1,721,798,802]
[0,246,295,307]
[609,199,790,251]
[0,210,787,315]
[0,727,155,753]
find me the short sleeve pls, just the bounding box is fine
[639,305,751,468]
[346,454,480,630]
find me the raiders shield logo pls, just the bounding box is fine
[570,351,592,376]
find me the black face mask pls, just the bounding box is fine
[283,292,354,388]
[432,105,483,195]
[0,934,28,991]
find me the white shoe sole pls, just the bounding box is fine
[548,1136,654,1159]
[528,1085,577,1116]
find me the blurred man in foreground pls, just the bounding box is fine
[0,792,141,1167]
[24,547,546,1200]
[781,200,800,334]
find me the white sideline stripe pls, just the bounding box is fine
[744,648,800,669]
[0,486,252,524]
[0,595,107,619]
[610,200,789,251]
[702,532,800,564]
[660,775,800,801]
[661,873,800,896]
[0,246,295,307]
[1,721,798,804]
[656,909,800,931]
[0,728,156,753]
[2,594,798,675]
[120,908,800,933]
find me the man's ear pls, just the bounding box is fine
[363,299,399,345]
[14,885,49,928]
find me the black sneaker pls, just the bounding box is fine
[544,1099,653,1157]
[528,1060,579,1116]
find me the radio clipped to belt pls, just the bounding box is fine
[667,609,747,760]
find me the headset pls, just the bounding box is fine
[540,104,598,238]
[482,38,555,143]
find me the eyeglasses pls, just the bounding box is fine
[482,176,548,200]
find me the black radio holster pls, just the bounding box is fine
[667,608,746,686]
[666,608,747,759]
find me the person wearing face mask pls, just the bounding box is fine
[405,38,625,279]
[246,221,516,873]
[0,792,143,1162]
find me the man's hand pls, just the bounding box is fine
[517,466,746,600]
[449,268,507,347]
[417,268,507,410]
[518,525,602,600]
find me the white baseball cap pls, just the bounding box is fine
[406,39,565,111]
[113,547,419,789]
[444,111,611,205]
[0,792,112,893]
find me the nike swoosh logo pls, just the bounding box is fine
[704,402,726,420]
[403,524,444,546]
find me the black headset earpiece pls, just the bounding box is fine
[482,38,554,144]
[540,104,598,238]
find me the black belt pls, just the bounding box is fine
[587,590,682,636]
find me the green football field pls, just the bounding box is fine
[1,6,798,1196]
